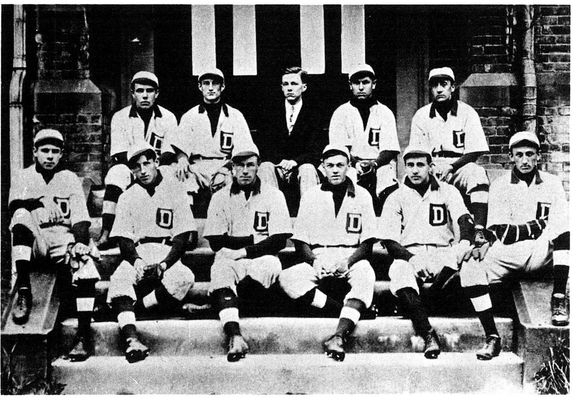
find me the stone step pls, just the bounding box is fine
[58,316,515,357]
[52,352,524,394]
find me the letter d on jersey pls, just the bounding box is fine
[453,130,465,148]
[536,202,551,220]
[429,204,448,226]
[220,131,234,151]
[254,211,269,232]
[346,213,362,233]
[156,208,174,229]
[54,197,71,219]
[368,128,380,147]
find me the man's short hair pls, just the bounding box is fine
[282,66,308,83]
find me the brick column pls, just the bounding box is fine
[32,5,103,188]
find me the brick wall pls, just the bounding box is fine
[535,5,570,193]
[32,5,103,187]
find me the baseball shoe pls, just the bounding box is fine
[551,293,569,326]
[227,335,249,362]
[68,335,91,362]
[476,335,501,360]
[323,334,346,362]
[423,329,441,359]
[361,304,379,320]
[12,287,32,325]
[124,337,149,363]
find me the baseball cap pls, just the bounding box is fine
[322,144,350,162]
[198,67,225,84]
[402,145,433,163]
[348,63,375,81]
[509,131,540,150]
[428,67,455,83]
[131,71,159,88]
[127,141,156,165]
[232,142,260,161]
[34,129,64,147]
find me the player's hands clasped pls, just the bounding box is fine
[409,254,433,280]
[175,155,191,182]
[453,240,473,265]
[433,163,454,182]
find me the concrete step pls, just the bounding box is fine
[52,352,524,394]
[58,316,515,357]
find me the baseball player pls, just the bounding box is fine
[8,129,100,362]
[256,66,326,204]
[279,145,377,362]
[328,63,400,214]
[172,67,256,208]
[204,144,292,362]
[98,71,178,249]
[470,131,570,326]
[409,67,490,241]
[107,141,196,363]
[378,146,501,360]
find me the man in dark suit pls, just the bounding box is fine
[256,67,326,213]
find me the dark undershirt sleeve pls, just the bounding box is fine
[347,239,375,267]
[8,199,44,220]
[160,231,192,268]
[71,221,90,245]
[381,239,414,261]
[293,240,317,265]
[450,152,482,172]
[206,234,255,252]
[245,233,291,259]
[457,213,475,243]
[375,150,399,168]
[118,236,140,265]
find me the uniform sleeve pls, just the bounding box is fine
[8,169,29,204]
[328,106,351,147]
[377,191,403,242]
[378,106,400,152]
[67,172,91,225]
[110,192,136,241]
[359,190,378,243]
[486,176,511,227]
[110,110,128,157]
[445,183,470,224]
[408,109,431,150]
[170,181,197,237]
[463,105,489,154]
[266,189,293,236]
[547,175,569,234]
[203,191,230,237]
[234,110,253,146]
[291,191,314,245]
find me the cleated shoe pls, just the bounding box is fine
[476,335,501,360]
[125,337,150,363]
[68,336,91,362]
[323,334,346,362]
[423,329,441,359]
[551,293,569,326]
[227,335,249,362]
[12,288,32,325]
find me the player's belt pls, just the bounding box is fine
[432,150,463,158]
[136,237,173,246]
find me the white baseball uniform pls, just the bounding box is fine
[9,165,91,262]
[107,173,196,302]
[328,101,400,194]
[204,180,293,293]
[105,104,178,192]
[476,170,569,282]
[279,180,377,307]
[378,176,477,294]
[409,100,489,203]
[173,103,255,193]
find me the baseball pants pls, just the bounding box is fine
[433,159,489,204]
[208,255,282,294]
[279,259,375,308]
[107,243,195,303]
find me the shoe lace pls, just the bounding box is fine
[553,298,567,315]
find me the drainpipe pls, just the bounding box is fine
[518,5,537,134]
[9,5,27,172]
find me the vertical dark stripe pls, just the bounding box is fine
[215,5,233,78]
[256,5,300,78]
